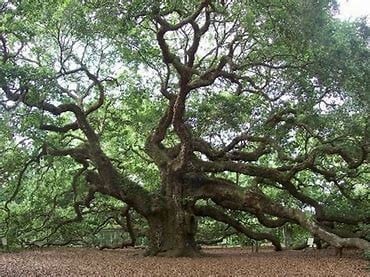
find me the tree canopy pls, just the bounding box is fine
[0,0,369,256]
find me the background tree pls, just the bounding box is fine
[1,0,369,256]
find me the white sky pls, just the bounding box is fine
[337,0,370,20]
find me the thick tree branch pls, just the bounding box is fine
[184,175,370,250]
[194,205,282,250]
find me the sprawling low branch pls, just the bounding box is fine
[194,205,282,251]
[185,176,370,250]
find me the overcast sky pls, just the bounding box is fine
[337,0,370,20]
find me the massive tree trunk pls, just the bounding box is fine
[145,177,199,257]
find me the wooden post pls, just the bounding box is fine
[307,237,314,248]
[1,237,8,251]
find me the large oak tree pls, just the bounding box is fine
[1,0,369,256]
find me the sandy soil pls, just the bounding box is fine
[0,247,368,276]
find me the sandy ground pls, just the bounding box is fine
[0,247,368,276]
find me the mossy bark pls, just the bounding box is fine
[145,177,199,257]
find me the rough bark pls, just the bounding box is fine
[146,205,199,257]
[145,177,199,257]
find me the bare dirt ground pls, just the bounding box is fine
[0,247,368,276]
